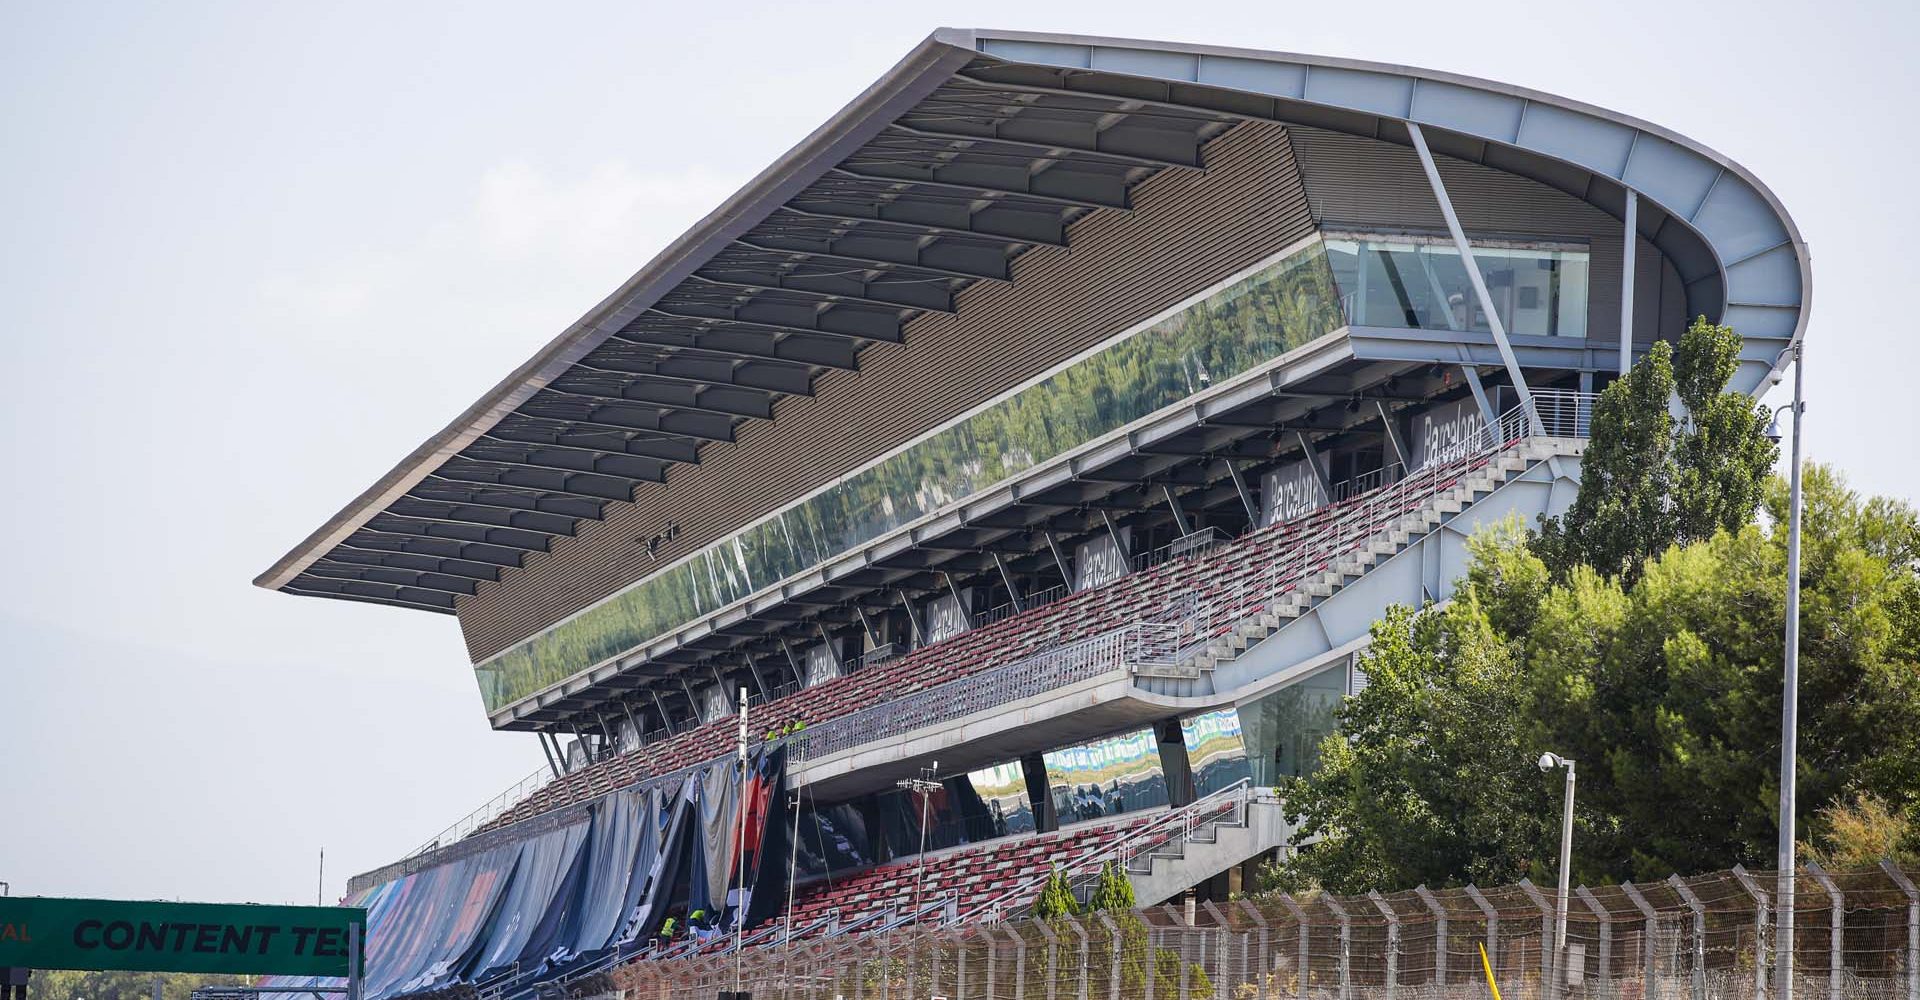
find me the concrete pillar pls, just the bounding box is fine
[1023,752,1058,833]
[1157,718,1195,807]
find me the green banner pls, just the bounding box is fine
[0,897,365,977]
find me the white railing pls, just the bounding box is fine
[786,624,1173,763]
[421,393,1596,857]
[963,778,1256,924]
[407,763,555,859]
[1189,391,1596,662]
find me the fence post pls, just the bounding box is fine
[1416,886,1448,988]
[1667,875,1708,1000]
[1577,886,1610,1000]
[1732,864,1772,1000]
[1280,894,1309,998]
[1037,920,1061,1000]
[985,924,997,1000]
[1369,891,1400,1000]
[1804,861,1844,1000]
[1467,885,1500,986]
[1324,895,1353,1000]
[1097,914,1122,1000]
[1620,882,1661,1000]
[1203,901,1234,1000]
[1240,900,1273,1000]
[1013,924,1029,1000]
[1071,918,1091,1000]
[1882,859,1920,1000]
[1520,879,1557,999]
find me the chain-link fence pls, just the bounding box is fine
[610,863,1920,1000]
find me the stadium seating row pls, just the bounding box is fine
[478,450,1496,834]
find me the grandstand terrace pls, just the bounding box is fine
[260,28,1808,1000]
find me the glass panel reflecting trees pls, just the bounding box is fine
[1181,708,1252,798]
[1044,727,1168,824]
[1324,233,1589,337]
[476,240,1345,712]
[1236,663,1348,787]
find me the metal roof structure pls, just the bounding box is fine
[258,27,1808,617]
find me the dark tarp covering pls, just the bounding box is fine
[263,748,786,1000]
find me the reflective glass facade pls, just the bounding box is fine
[476,240,1345,712]
[1180,708,1252,798]
[1237,663,1348,787]
[1045,727,1169,823]
[1324,233,1589,338]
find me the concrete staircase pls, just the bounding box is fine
[1192,437,1578,672]
[1123,788,1293,907]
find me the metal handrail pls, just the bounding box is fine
[429,393,1596,857]
[963,778,1255,924]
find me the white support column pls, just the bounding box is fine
[1163,483,1193,536]
[1620,189,1639,376]
[1295,431,1333,502]
[992,551,1026,613]
[1406,122,1544,435]
[1375,400,1410,470]
[1460,365,1498,438]
[1222,458,1261,524]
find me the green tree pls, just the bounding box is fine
[1535,317,1777,583]
[1087,860,1137,912]
[1031,864,1080,920]
[1271,466,1920,889]
[1274,523,1557,893]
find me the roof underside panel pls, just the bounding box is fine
[263,28,1806,629]
[263,51,1240,612]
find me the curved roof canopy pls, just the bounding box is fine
[258,28,1809,615]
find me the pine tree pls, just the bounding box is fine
[1088,860,1137,912]
[1031,864,1081,919]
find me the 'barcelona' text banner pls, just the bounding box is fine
[0,897,366,977]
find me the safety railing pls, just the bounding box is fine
[425,393,1596,860]
[786,624,1173,763]
[964,778,1256,924]
[407,763,555,859]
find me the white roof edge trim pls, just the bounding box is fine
[948,27,1810,390]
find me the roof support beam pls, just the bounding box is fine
[684,272,954,315]
[522,391,736,442]
[302,565,478,597]
[338,534,522,569]
[644,305,904,344]
[884,121,1200,171]
[363,514,555,552]
[1406,122,1544,436]
[543,375,771,420]
[416,475,618,511]
[282,583,456,615]
[378,504,575,538]
[430,467,632,503]
[777,204,1063,249]
[828,165,1127,212]
[731,238,1008,285]
[482,424,701,465]
[569,355,809,397]
[610,327,858,371]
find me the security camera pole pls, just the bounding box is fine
[1766,342,1806,1000]
[1538,752,1576,1000]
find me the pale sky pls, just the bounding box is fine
[2,0,1913,906]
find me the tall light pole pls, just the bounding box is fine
[1768,342,1806,1000]
[1539,752,1577,1000]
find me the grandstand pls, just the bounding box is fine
[257,28,1808,1000]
